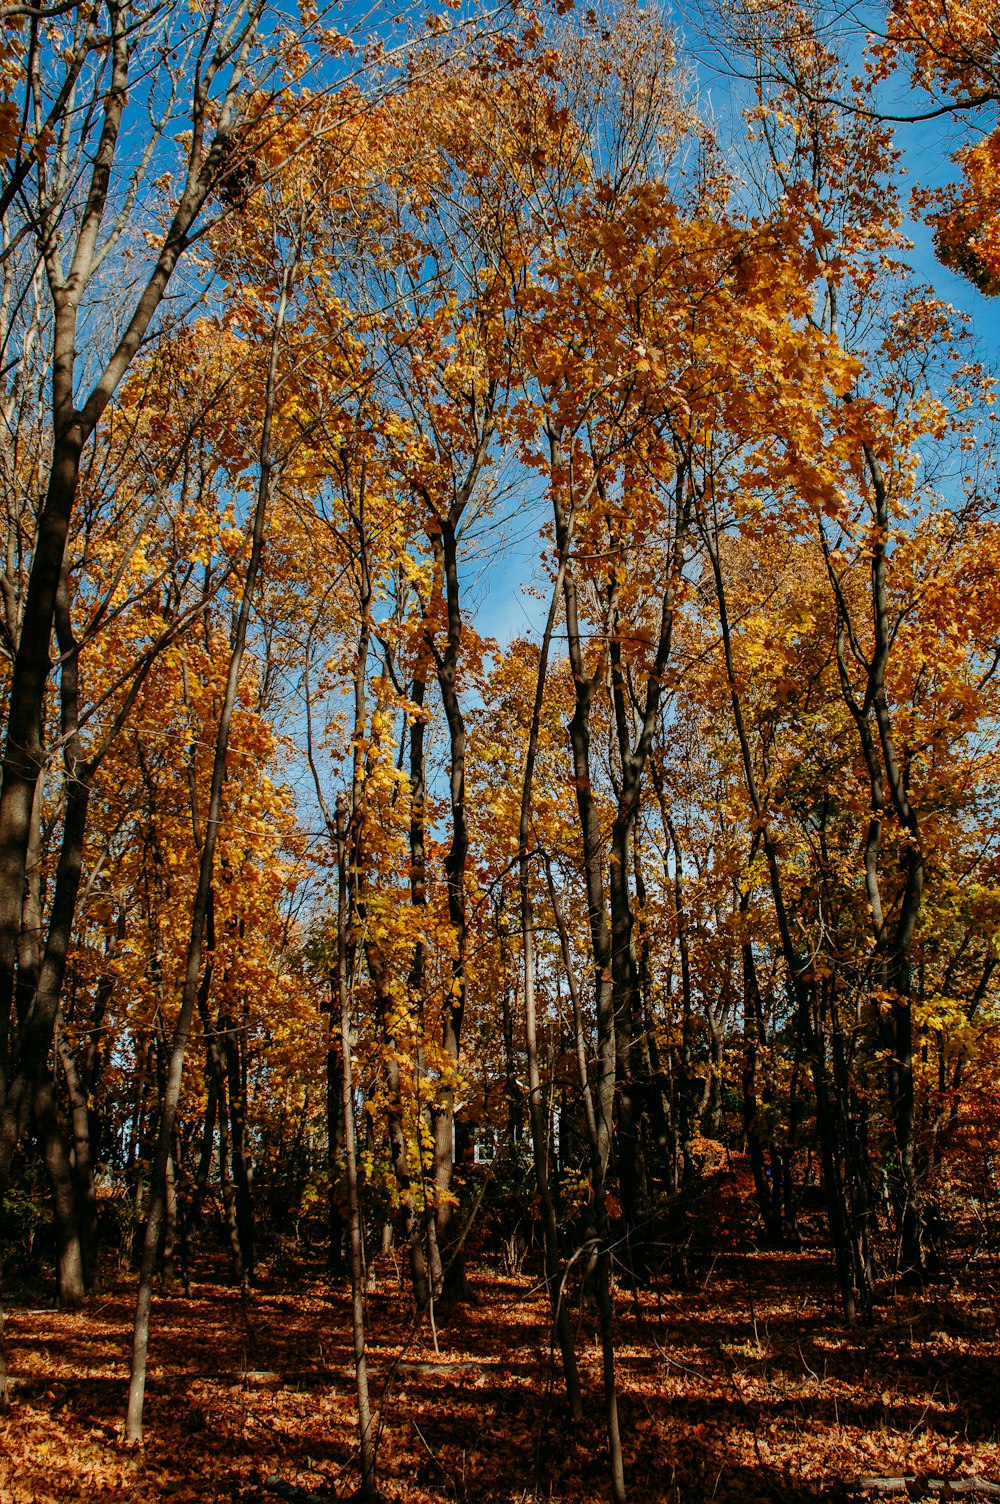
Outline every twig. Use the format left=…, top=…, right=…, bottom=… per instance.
left=796, top=1339, right=820, bottom=1383
left=908, top=1383, right=939, bottom=1438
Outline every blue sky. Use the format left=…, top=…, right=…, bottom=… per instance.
left=896, top=120, right=1000, bottom=359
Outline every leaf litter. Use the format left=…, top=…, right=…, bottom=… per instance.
left=2, top=1249, right=998, bottom=1503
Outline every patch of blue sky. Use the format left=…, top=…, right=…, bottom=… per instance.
left=662, top=0, right=999, bottom=359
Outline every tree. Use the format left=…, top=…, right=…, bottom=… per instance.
left=0, top=0, right=278, bottom=1202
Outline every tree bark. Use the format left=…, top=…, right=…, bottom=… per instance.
left=326, top=983, right=347, bottom=1276
left=221, top=1005, right=254, bottom=1281
left=55, top=1013, right=99, bottom=1291
left=427, top=517, right=469, bottom=1297
left=336, top=795, right=377, bottom=1500
left=33, top=1066, right=85, bottom=1308
left=404, top=671, right=440, bottom=1301
left=194, top=907, right=244, bottom=1281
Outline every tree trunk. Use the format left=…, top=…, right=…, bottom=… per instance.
left=326, top=988, right=347, bottom=1276
left=542, top=854, right=625, bottom=1504
left=192, top=1073, right=218, bottom=1226
left=499, top=981, right=524, bottom=1145
left=336, top=794, right=377, bottom=1500
left=55, top=1018, right=99, bottom=1291
left=741, top=936, right=779, bottom=1243
left=125, top=266, right=289, bottom=1444
left=194, top=911, right=243, bottom=1280
left=221, top=1008, right=254, bottom=1281
left=427, top=518, right=469, bottom=1298
left=557, top=538, right=625, bottom=1498
left=404, top=672, right=438, bottom=1303
left=34, top=1067, right=85, bottom=1309
left=657, top=800, right=697, bottom=1189
left=539, top=429, right=625, bottom=1498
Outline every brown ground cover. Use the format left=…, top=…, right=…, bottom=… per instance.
left=1, top=1248, right=998, bottom=1503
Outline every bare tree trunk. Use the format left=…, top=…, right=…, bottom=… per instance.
left=0, top=1288, right=7, bottom=1412
left=405, top=673, right=442, bottom=1299
left=194, top=903, right=243, bottom=1280
left=336, top=795, right=377, bottom=1500
left=542, top=855, right=625, bottom=1504
left=403, top=672, right=440, bottom=1302
left=192, top=1073, right=218, bottom=1225
left=427, top=518, right=469, bottom=1298
left=654, top=790, right=697, bottom=1189
left=162, top=1149, right=178, bottom=1286
left=221, top=1008, right=254, bottom=1281
left=740, top=914, right=781, bottom=1244
left=55, top=1013, right=99, bottom=1290
left=34, top=1066, right=85, bottom=1308
left=326, top=985, right=347, bottom=1276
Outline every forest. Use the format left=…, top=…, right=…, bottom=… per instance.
left=1, top=0, right=999, bottom=1500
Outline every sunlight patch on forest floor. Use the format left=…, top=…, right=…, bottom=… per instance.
left=2, top=1251, right=998, bottom=1503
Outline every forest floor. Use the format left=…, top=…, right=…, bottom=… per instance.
left=2, top=1240, right=999, bottom=1504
